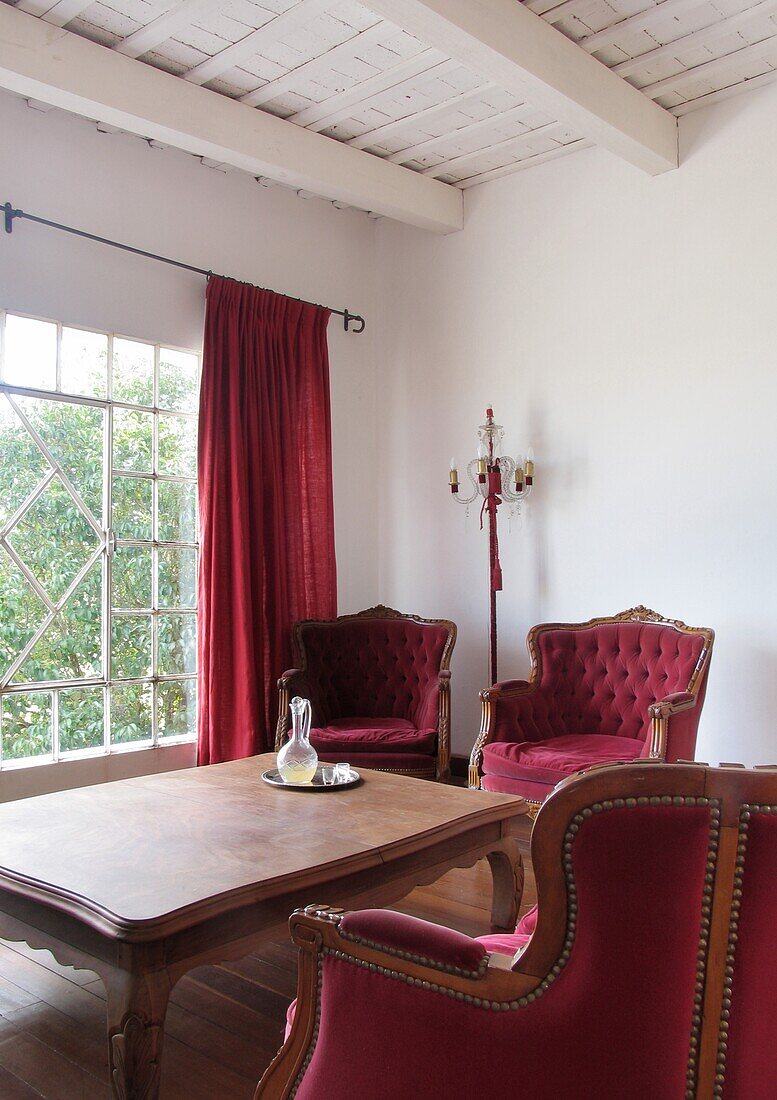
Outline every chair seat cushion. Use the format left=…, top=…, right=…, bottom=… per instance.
left=310, top=717, right=436, bottom=755
left=482, top=734, right=643, bottom=786
left=477, top=904, right=538, bottom=957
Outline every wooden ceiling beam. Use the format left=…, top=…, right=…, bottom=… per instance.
left=0, top=5, right=463, bottom=234
left=362, top=0, right=679, bottom=174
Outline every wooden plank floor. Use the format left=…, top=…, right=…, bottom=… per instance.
left=0, top=819, right=534, bottom=1098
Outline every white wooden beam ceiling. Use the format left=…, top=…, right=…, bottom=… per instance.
left=115, top=0, right=218, bottom=59
left=183, top=0, right=334, bottom=87
left=0, top=4, right=463, bottom=234
left=361, top=0, right=679, bottom=174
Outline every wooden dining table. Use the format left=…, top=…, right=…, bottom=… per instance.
left=0, top=754, right=528, bottom=1099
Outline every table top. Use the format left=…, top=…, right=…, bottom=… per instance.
left=0, top=755, right=527, bottom=937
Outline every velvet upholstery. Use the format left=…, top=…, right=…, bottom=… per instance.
left=274, top=767, right=719, bottom=1100
left=472, top=608, right=714, bottom=802
left=277, top=606, right=455, bottom=779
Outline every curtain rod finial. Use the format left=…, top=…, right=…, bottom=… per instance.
left=342, top=308, right=365, bottom=334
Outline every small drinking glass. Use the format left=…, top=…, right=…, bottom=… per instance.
left=334, top=762, right=352, bottom=784
left=321, top=766, right=336, bottom=785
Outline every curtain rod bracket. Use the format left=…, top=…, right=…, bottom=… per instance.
left=3, top=203, right=21, bottom=234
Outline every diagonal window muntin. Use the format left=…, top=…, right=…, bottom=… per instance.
left=0, top=309, right=199, bottom=768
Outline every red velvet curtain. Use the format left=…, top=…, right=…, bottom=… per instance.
left=197, top=276, right=337, bottom=765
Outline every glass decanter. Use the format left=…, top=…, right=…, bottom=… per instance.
left=277, top=696, right=318, bottom=784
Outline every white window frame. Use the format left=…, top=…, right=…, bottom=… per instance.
left=0, top=309, right=199, bottom=770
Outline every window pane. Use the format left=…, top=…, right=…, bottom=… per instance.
left=158, top=415, right=196, bottom=477
left=61, top=328, right=108, bottom=398
left=3, top=315, right=56, bottom=390
left=112, top=546, right=152, bottom=609
left=113, top=408, right=152, bottom=472
left=8, top=477, right=99, bottom=603
left=111, top=615, right=152, bottom=679
left=112, top=476, right=152, bottom=540
left=110, top=682, right=152, bottom=745
left=0, top=395, right=50, bottom=529
left=159, top=349, right=198, bottom=412
left=2, top=692, right=52, bottom=760
left=158, top=481, right=197, bottom=543
left=113, top=338, right=153, bottom=405
left=158, top=613, right=196, bottom=675
left=15, top=561, right=102, bottom=684
left=59, top=686, right=104, bottom=752
left=158, top=547, right=197, bottom=608
left=0, top=549, right=46, bottom=680
left=157, top=679, right=196, bottom=740
left=16, top=396, right=104, bottom=518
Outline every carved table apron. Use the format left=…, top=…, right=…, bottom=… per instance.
left=0, top=754, right=528, bottom=1099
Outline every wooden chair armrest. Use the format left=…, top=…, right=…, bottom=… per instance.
left=469, top=680, right=540, bottom=788
left=647, top=692, right=696, bottom=758
left=649, top=691, right=696, bottom=719
left=485, top=678, right=535, bottom=699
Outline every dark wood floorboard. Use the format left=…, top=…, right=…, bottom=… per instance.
left=0, top=818, right=534, bottom=1098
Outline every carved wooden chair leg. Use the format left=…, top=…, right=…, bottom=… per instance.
left=104, top=966, right=172, bottom=1100
left=486, top=839, right=524, bottom=933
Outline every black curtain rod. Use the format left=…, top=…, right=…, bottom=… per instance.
left=2, top=201, right=366, bottom=334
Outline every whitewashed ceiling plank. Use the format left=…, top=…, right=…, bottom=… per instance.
left=114, top=0, right=221, bottom=58
left=670, top=55, right=777, bottom=105
left=183, top=0, right=334, bottom=85
left=456, top=137, right=593, bottom=185
left=612, top=0, right=777, bottom=77
left=386, top=102, right=536, bottom=162
left=348, top=82, right=494, bottom=148
left=288, top=47, right=450, bottom=128
left=579, top=0, right=712, bottom=53
left=240, top=21, right=387, bottom=106
left=641, top=29, right=777, bottom=93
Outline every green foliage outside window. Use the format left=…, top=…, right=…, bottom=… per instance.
left=0, top=316, right=198, bottom=763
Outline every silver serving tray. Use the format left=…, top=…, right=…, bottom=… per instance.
left=261, top=766, right=361, bottom=791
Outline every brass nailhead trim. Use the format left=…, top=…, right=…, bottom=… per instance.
left=712, top=803, right=777, bottom=1098
left=337, top=929, right=489, bottom=979
left=292, top=800, right=720, bottom=1093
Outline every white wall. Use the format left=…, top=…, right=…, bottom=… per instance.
left=0, top=89, right=380, bottom=795
left=375, top=82, right=777, bottom=766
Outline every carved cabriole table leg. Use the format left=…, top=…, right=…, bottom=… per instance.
left=104, top=966, right=172, bottom=1100
left=487, top=837, right=524, bottom=933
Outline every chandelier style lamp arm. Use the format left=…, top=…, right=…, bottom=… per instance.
left=449, top=458, right=482, bottom=505
left=448, top=408, right=537, bottom=686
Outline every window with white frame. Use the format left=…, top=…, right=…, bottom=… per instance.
left=0, top=310, right=199, bottom=768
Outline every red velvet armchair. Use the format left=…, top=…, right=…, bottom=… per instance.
left=469, top=605, right=714, bottom=806
left=276, top=605, right=456, bottom=781
left=256, top=760, right=777, bottom=1099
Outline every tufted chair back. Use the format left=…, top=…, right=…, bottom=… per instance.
left=536, top=619, right=708, bottom=744
left=295, top=608, right=454, bottom=728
